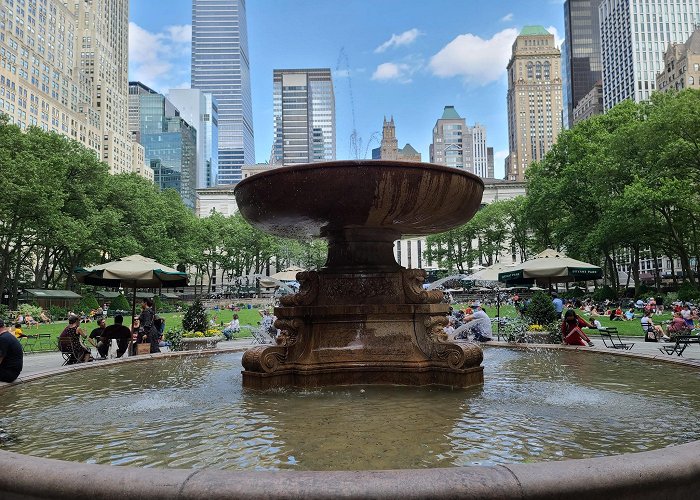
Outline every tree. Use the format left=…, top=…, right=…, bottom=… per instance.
left=182, top=298, right=208, bottom=333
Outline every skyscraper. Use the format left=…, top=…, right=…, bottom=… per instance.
left=192, top=0, right=254, bottom=184
left=272, top=68, right=335, bottom=165
left=429, top=106, right=491, bottom=178
left=505, top=26, right=563, bottom=182
left=562, top=0, right=603, bottom=128
left=0, top=0, right=148, bottom=178
left=599, top=0, right=700, bottom=109
left=168, top=89, right=219, bottom=188
left=129, top=82, right=197, bottom=208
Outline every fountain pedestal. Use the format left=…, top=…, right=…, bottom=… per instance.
left=235, top=161, right=485, bottom=389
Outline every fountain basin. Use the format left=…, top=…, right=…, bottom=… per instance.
left=1, top=347, right=700, bottom=498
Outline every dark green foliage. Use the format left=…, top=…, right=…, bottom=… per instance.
left=78, top=293, right=99, bottom=312
left=560, top=287, right=585, bottom=300
left=677, top=283, right=700, bottom=302
left=525, top=292, right=557, bottom=326
left=182, top=299, right=208, bottom=333
left=592, top=286, right=617, bottom=302
left=48, top=305, right=67, bottom=320
left=109, top=294, right=131, bottom=312
left=164, top=328, right=183, bottom=351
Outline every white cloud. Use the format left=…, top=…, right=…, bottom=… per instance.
left=371, top=62, right=413, bottom=83
left=546, top=25, right=565, bottom=48
left=374, top=28, right=422, bottom=53
left=501, top=13, right=514, bottom=22
left=129, top=22, right=191, bottom=93
left=428, top=28, right=518, bottom=86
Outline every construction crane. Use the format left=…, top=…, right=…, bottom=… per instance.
left=335, top=48, right=379, bottom=159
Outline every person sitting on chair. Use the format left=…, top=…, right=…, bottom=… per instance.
left=58, top=315, right=94, bottom=363
left=666, top=311, right=689, bottom=339
left=561, top=309, right=595, bottom=346
left=641, top=311, right=668, bottom=342
left=102, top=315, right=131, bottom=358
left=89, top=318, right=109, bottom=358
left=39, top=311, right=52, bottom=324
left=223, top=314, right=240, bottom=341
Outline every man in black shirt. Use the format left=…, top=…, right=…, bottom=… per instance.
left=89, top=318, right=109, bottom=358
left=0, top=319, right=23, bottom=382
left=102, top=315, right=132, bottom=358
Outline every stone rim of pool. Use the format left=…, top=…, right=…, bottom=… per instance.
left=1, top=345, right=699, bottom=499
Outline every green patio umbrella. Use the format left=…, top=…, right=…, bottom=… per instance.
left=75, top=254, right=188, bottom=320
left=498, top=249, right=602, bottom=287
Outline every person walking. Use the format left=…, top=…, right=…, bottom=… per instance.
left=552, top=293, right=564, bottom=319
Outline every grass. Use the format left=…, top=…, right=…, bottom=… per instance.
left=17, top=305, right=272, bottom=352
left=455, top=303, right=672, bottom=337
left=19, top=302, right=672, bottom=352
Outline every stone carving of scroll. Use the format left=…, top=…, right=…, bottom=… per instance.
left=275, top=318, right=303, bottom=347
left=402, top=269, right=443, bottom=304
left=280, top=271, right=319, bottom=307
left=420, top=316, right=483, bottom=369
left=242, top=345, right=287, bottom=374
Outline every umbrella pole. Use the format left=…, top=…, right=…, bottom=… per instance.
left=497, top=290, right=501, bottom=341
left=130, top=284, right=137, bottom=356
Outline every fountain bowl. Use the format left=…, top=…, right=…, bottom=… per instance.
left=233, top=160, right=485, bottom=240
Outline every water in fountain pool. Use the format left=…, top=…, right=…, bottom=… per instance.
left=1, top=348, right=699, bottom=471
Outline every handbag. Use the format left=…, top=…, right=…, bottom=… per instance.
left=135, top=341, right=151, bottom=355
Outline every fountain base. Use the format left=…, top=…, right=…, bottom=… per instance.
left=241, top=270, right=484, bottom=390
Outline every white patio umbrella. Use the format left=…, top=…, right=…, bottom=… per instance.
left=498, top=249, right=602, bottom=286
left=269, top=266, right=305, bottom=282
left=75, top=254, right=188, bottom=320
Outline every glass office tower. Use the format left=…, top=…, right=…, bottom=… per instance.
left=192, top=0, right=254, bottom=184
left=272, top=68, right=336, bottom=165
left=562, top=0, right=603, bottom=128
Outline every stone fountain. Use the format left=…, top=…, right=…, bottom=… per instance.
left=234, top=160, right=485, bottom=389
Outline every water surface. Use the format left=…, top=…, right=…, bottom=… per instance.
left=1, top=348, right=699, bottom=471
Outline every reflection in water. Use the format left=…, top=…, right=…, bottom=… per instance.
left=1, top=349, right=699, bottom=471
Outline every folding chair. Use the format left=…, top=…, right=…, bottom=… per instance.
left=251, top=327, right=273, bottom=345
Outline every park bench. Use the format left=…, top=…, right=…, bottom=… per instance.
left=659, top=335, right=699, bottom=357
left=598, top=327, right=634, bottom=350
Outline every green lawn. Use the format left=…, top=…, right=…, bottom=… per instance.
left=456, top=303, right=671, bottom=337
left=20, top=302, right=668, bottom=352
left=18, top=306, right=271, bottom=352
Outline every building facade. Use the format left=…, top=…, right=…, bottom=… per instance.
left=599, top=0, right=700, bottom=109
left=395, top=179, right=527, bottom=269
left=192, top=0, right=254, bottom=184
left=506, top=26, right=563, bottom=181
left=272, top=68, right=335, bottom=165
left=429, top=106, right=492, bottom=178
left=371, top=116, right=421, bottom=162
left=562, top=0, right=603, bottom=128
left=129, top=82, right=197, bottom=209
left=168, top=88, right=219, bottom=188
left=0, top=0, right=147, bottom=177
left=656, top=28, right=700, bottom=92
left=573, top=80, right=604, bottom=123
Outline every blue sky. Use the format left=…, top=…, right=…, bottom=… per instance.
left=129, top=1, right=566, bottom=178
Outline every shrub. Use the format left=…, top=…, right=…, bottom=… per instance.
left=677, top=283, right=700, bottom=303
left=18, top=303, right=42, bottom=318
left=525, top=291, right=557, bottom=326
left=592, top=285, right=617, bottom=302
left=182, top=298, right=208, bottom=334
left=109, top=294, right=131, bottom=313
left=48, top=305, right=67, bottom=320
left=164, top=328, right=183, bottom=351
left=78, top=293, right=99, bottom=312
left=0, top=304, right=9, bottom=320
